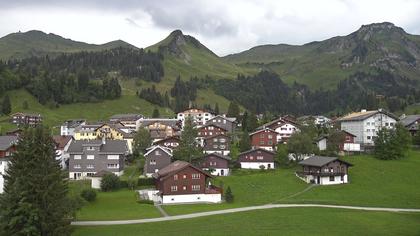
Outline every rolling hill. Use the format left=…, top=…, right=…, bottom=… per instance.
left=225, top=22, right=420, bottom=89
left=0, top=30, right=136, bottom=60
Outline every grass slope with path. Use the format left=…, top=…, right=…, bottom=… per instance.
left=72, top=207, right=420, bottom=236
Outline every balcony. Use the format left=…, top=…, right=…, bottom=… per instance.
left=296, top=171, right=345, bottom=177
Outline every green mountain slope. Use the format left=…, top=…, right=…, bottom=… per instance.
left=147, top=30, right=255, bottom=81
left=224, top=22, right=420, bottom=89
left=0, top=30, right=136, bottom=60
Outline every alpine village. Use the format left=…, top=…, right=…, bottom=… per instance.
left=0, top=12, right=420, bottom=236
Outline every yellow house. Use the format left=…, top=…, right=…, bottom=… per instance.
left=74, top=123, right=134, bottom=153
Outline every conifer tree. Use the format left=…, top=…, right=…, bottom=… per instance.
left=1, top=94, right=11, bottom=115
left=239, top=131, right=251, bottom=152
left=0, top=127, right=73, bottom=235
left=173, top=117, right=203, bottom=162
left=152, top=108, right=160, bottom=118
left=214, top=103, right=220, bottom=115
left=227, top=101, right=240, bottom=120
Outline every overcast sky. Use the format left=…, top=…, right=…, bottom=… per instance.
left=1, top=0, right=420, bottom=56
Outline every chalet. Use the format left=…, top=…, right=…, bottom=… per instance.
left=67, top=139, right=128, bottom=180
left=238, top=148, right=275, bottom=169
left=144, top=145, right=172, bottom=177
left=197, top=124, right=227, bottom=138
left=152, top=161, right=222, bottom=204
left=109, top=114, right=143, bottom=131
left=207, top=115, right=237, bottom=133
left=0, top=135, right=18, bottom=158
left=200, top=153, right=231, bottom=176
left=177, top=108, right=214, bottom=128
left=10, top=112, right=42, bottom=126
left=316, top=130, right=360, bottom=153
left=153, top=136, right=181, bottom=149
left=257, top=117, right=299, bottom=143
left=203, top=134, right=230, bottom=156
left=400, top=115, right=420, bottom=136
left=249, top=128, right=279, bottom=151
left=297, top=156, right=353, bottom=185
left=52, top=135, right=74, bottom=169
left=60, top=119, right=86, bottom=136
left=136, top=119, right=181, bottom=142
left=338, top=109, right=398, bottom=146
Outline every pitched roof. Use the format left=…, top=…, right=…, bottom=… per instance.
left=249, top=127, right=279, bottom=136
left=0, top=136, right=19, bottom=151
left=139, top=119, right=181, bottom=129
left=238, top=148, right=276, bottom=156
left=338, top=109, right=398, bottom=122
left=152, top=160, right=212, bottom=179
left=61, top=119, right=85, bottom=128
left=257, top=117, right=299, bottom=130
left=204, top=153, right=231, bottom=161
left=299, top=156, right=353, bottom=167
left=198, top=123, right=228, bottom=131
left=67, top=140, right=128, bottom=154
left=400, top=115, right=420, bottom=127
left=153, top=136, right=180, bottom=145
left=144, top=145, right=173, bottom=157
left=52, top=135, right=73, bottom=149
left=209, top=115, right=237, bottom=123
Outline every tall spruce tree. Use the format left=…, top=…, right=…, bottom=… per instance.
left=0, top=127, right=72, bottom=235
left=173, top=117, right=203, bottom=162
left=2, top=94, right=11, bottom=115
left=226, top=101, right=240, bottom=120
left=239, top=131, right=251, bottom=152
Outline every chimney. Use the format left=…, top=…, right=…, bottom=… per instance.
left=361, top=109, right=367, bottom=113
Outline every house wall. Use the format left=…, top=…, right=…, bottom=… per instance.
left=0, top=146, right=16, bottom=158
left=159, top=166, right=207, bottom=195
left=250, top=130, right=278, bottom=150
left=144, top=148, right=172, bottom=175
left=317, top=138, right=327, bottom=151
left=203, top=135, right=230, bottom=156
left=0, top=160, right=9, bottom=193
left=203, top=168, right=230, bottom=176
left=238, top=149, right=275, bottom=166
left=177, top=109, right=214, bottom=127
left=208, top=116, right=236, bottom=133
left=91, top=177, right=102, bottom=189
left=273, top=123, right=299, bottom=141
left=198, top=125, right=226, bottom=138
left=302, top=174, right=348, bottom=185
left=161, top=193, right=221, bottom=204
left=240, top=162, right=274, bottom=169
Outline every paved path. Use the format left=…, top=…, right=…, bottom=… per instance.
left=72, top=204, right=420, bottom=226
left=155, top=204, right=169, bottom=217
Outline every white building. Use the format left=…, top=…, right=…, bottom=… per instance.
left=258, top=117, right=300, bottom=143
left=60, top=119, right=86, bottom=136
left=0, top=158, right=10, bottom=194
left=338, top=109, right=398, bottom=146
left=177, top=108, right=214, bottom=128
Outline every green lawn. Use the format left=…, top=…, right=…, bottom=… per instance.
left=76, top=189, right=161, bottom=221
left=120, top=164, right=141, bottom=181
left=72, top=207, right=420, bottom=236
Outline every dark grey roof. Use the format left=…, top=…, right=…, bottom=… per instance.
left=238, top=148, right=276, bottom=156
left=400, top=115, right=420, bottom=127
left=204, top=153, right=231, bottom=161
left=67, top=140, right=128, bottom=154
left=209, top=115, right=237, bottom=123
left=0, top=136, right=19, bottom=150
left=61, top=119, right=85, bottom=128
left=299, top=156, right=353, bottom=167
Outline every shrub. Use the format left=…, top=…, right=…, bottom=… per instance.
left=80, top=189, right=97, bottom=202
left=127, top=177, right=138, bottom=190
left=259, top=165, right=266, bottom=171
left=225, top=186, right=234, bottom=203
left=138, top=178, right=154, bottom=186
left=100, top=173, right=120, bottom=192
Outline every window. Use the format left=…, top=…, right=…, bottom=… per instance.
left=219, top=138, right=226, bottom=143
left=155, top=150, right=161, bottom=155
left=385, top=122, right=389, bottom=126
left=329, top=167, right=333, bottom=173
left=174, top=174, right=178, bottom=180
left=192, top=185, right=201, bottom=191
left=260, top=134, right=264, bottom=138
left=171, top=186, right=177, bottom=192
left=329, top=176, right=335, bottom=181
left=192, top=173, right=200, bottom=179
left=150, top=160, right=156, bottom=165
left=183, top=186, right=187, bottom=190
left=74, top=164, right=81, bottom=169
left=268, top=140, right=273, bottom=145
left=390, top=123, right=394, bottom=127
left=183, top=174, right=187, bottom=179
left=87, top=164, right=94, bottom=169
left=367, top=136, right=371, bottom=140
left=213, top=145, right=218, bottom=149
left=87, top=155, right=94, bottom=160
left=260, top=140, right=265, bottom=145
left=257, top=156, right=264, bottom=160
left=107, top=163, right=119, bottom=169
left=268, top=135, right=273, bottom=139
left=74, top=155, right=82, bottom=160
left=213, top=138, right=218, bottom=142
left=108, top=155, right=119, bottom=160
left=220, top=145, right=226, bottom=149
